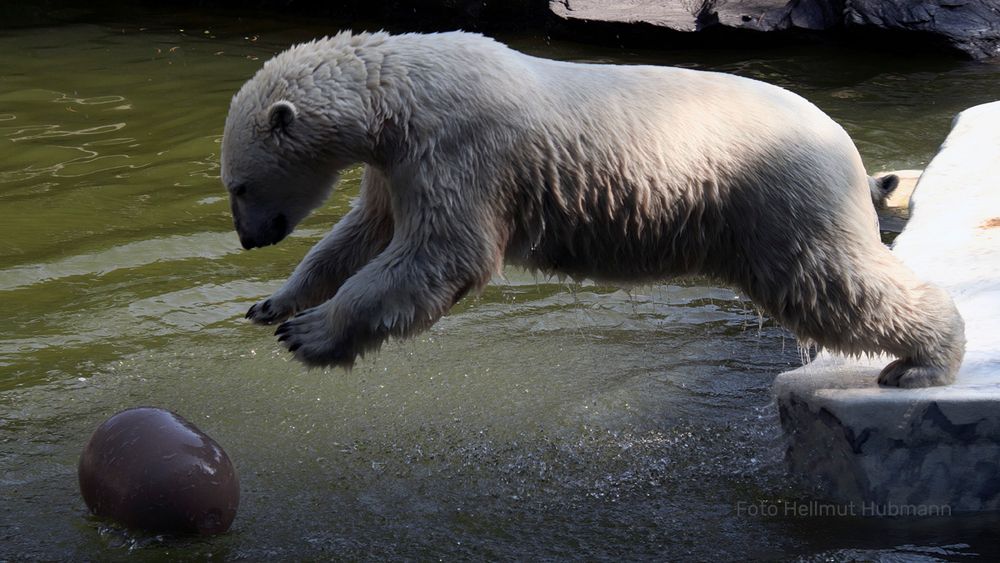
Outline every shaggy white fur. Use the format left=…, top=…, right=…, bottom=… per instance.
left=221, top=31, right=964, bottom=387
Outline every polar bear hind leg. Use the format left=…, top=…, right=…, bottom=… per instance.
left=746, top=225, right=965, bottom=388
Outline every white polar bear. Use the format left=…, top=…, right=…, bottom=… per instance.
left=220, top=31, right=964, bottom=388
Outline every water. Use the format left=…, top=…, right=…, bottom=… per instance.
left=2, top=7, right=1000, bottom=561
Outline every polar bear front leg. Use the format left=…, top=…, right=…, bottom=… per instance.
left=246, top=169, right=393, bottom=325
left=273, top=221, right=496, bottom=368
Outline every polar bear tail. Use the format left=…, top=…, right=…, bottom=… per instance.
left=868, top=174, right=899, bottom=208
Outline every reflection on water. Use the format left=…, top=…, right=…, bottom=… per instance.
left=2, top=9, right=1000, bottom=561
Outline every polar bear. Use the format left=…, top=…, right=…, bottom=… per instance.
left=220, top=31, right=964, bottom=388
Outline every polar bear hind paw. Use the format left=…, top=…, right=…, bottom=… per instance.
left=878, top=359, right=955, bottom=388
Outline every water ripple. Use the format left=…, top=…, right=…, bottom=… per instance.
left=0, top=280, right=273, bottom=358
left=0, top=231, right=239, bottom=291
left=0, top=148, right=147, bottom=184
left=51, top=93, right=127, bottom=106
left=0, top=227, right=324, bottom=291
left=8, top=122, right=126, bottom=142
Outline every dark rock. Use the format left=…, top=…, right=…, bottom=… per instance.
left=846, top=0, right=1000, bottom=60
left=788, top=0, right=846, bottom=31
left=716, top=0, right=844, bottom=31
left=78, top=407, right=240, bottom=535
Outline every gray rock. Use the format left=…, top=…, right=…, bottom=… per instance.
left=549, top=0, right=706, bottom=32
left=549, top=0, right=842, bottom=32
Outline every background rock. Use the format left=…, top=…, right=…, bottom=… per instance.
left=549, top=0, right=1000, bottom=60
left=19, top=1, right=998, bottom=59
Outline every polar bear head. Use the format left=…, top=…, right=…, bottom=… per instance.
left=221, top=36, right=375, bottom=249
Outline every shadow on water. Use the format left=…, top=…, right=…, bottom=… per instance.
left=2, top=6, right=1000, bottom=561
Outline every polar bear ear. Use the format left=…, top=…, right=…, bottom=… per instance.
left=267, top=100, right=297, bottom=134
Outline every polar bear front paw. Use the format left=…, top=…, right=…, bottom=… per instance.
left=878, top=359, right=955, bottom=388
left=274, top=306, right=361, bottom=368
left=246, top=297, right=296, bottom=325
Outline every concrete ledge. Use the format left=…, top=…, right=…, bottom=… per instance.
left=775, top=101, right=1000, bottom=511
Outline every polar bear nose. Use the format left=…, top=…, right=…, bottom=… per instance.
left=238, top=232, right=258, bottom=250
left=237, top=213, right=290, bottom=250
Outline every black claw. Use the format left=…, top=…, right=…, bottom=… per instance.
left=288, top=343, right=302, bottom=352
left=245, top=306, right=254, bottom=319
left=275, top=324, right=289, bottom=336
left=277, top=334, right=289, bottom=343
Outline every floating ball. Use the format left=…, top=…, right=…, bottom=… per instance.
left=78, top=407, right=239, bottom=535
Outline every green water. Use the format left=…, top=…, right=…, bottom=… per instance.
left=2, top=8, right=1000, bottom=561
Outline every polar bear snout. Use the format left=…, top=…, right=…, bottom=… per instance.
left=241, top=214, right=289, bottom=249
left=232, top=202, right=290, bottom=249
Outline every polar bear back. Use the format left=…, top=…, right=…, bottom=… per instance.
left=385, top=32, right=863, bottom=192
left=368, top=33, right=876, bottom=283
left=382, top=36, right=876, bottom=282
left=523, top=57, right=867, bottom=201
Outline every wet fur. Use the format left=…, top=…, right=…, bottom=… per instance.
left=222, top=31, right=965, bottom=387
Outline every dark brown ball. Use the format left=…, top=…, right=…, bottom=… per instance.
left=78, top=407, right=239, bottom=535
